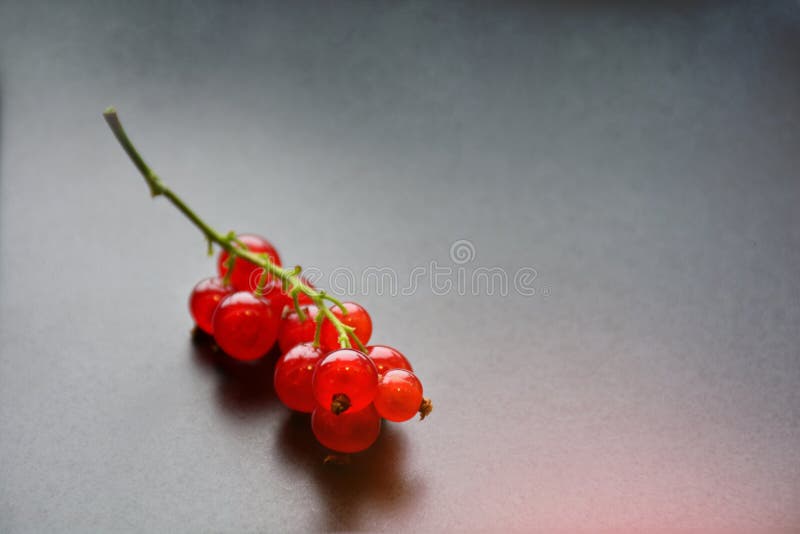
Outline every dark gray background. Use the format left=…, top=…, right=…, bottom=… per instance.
left=1, top=1, right=799, bottom=531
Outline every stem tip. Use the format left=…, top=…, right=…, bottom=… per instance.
left=419, top=398, right=433, bottom=420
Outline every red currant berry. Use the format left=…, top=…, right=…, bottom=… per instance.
left=277, top=305, right=319, bottom=354
left=273, top=343, right=325, bottom=413
left=254, top=278, right=292, bottom=316
left=296, top=293, right=314, bottom=305
left=188, top=277, right=234, bottom=334
left=212, top=291, right=280, bottom=361
left=311, top=404, right=381, bottom=453
left=373, top=369, right=423, bottom=422
left=312, top=349, right=378, bottom=414
left=319, top=301, right=373, bottom=350
left=366, top=345, right=413, bottom=376
left=217, top=234, right=281, bottom=291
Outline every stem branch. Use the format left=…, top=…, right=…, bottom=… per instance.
left=103, top=107, right=358, bottom=348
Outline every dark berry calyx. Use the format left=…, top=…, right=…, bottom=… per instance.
left=331, top=393, right=351, bottom=415
left=419, top=398, right=433, bottom=420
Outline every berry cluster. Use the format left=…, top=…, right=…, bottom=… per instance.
left=188, top=234, right=431, bottom=452
left=104, top=108, right=432, bottom=457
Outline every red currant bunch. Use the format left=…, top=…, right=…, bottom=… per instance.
left=188, top=237, right=433, bottom=454
left=105, top=107, right=432, bottom=459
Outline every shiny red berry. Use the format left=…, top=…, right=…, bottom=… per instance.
left=188, top=277, right=234, bottom=334
left=250, top=275, right=317, bottom=315
left=255, top=278, right=292, bottom=316
left=366, top=345, right=413, bottom=376
left=312, top=349, right=378, bottom=414
left=295, top=293, right=314, bottom=305
left=374, top=369, right=423, bottom=422
left=217, top=234, right=281, bottom=292
left=319, top=302, right=373, bottom=350
left=273, top=343, right=325, bottom=413
left=277, top=305, right=318, bottom=354
left=311, top=404, right=381, bottom=453
left=212, top=291, right=280, bottom=361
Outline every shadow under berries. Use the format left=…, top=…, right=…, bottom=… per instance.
left=190, top=329, right=281, bottom=416
left=192, top=332, right=426, bottom=529
left=276, top=412, right=425, bottom=531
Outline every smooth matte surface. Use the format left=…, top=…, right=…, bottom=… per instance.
left=1, top=1, right=799, bottom=531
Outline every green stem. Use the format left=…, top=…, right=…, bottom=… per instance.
left=221, top=253, right=236, bottom=286
left=317, top=305, right=351, bottom=349
left=312, top=312, right=325, bottom=348
left=253, top=261, right=271, bottom=298
left=103, top=107, right=358, bottom=349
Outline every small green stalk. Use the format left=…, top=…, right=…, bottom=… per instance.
left=221, top=253, right=236, bottom=286
left=252, top=257, right=272, bottom=298
left=103, top=107, right=359, bottom=349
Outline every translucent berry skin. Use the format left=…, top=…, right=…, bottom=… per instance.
left=312, top=349, right=379, bottom=414
left=247, top=274, right=315, bottom=312
left=295, top=293, right=314, bottom=305
left=274, top=343, right=325, bottom=413
left=189, top=277, right=234, bottom=334
left=255, top=279, right=292, bottom=316
left=319, top=302, right=373, bottom=350
left=366, top=345, right=413, bottom=376
left=217, top=234, right=282, bottom=292
left=374, top=369, right=423, bottom=422
left=311, top=404, right=381, bottom=453
left=212, top=291, right=280, bottom=361
left=278, top=305, right=319, bottom=354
